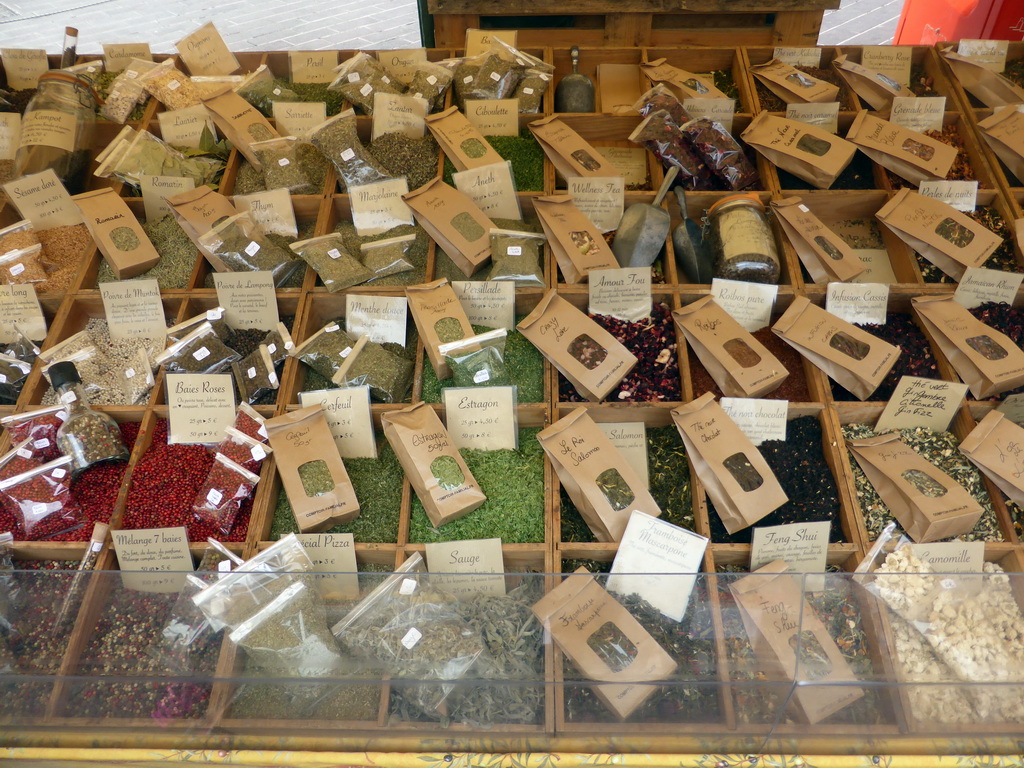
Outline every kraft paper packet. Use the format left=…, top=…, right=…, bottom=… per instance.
left=72, top=188, right=160, bottom=279
left=533, top=195, right=618, bottom=284
left=911, top=294, right=1024, bottom=399
left=265, top=405, right=361, bottom=532
left=729, top=560, right=865, bottom=724
left=537, top=407, right=662, bottom=542
left=528, top=116, right=616, bottom=179
left=638, top=58, right=727, bottom=101
left=382, top=401, right=486, bottom=527
left=406, top=278, right=474, bottom=380
left=202, top=86, right=280, bottom=168
left=960, top=410, right=1024, bottom=507
left=749, top=58, right=840, bottom=104
left=741, top=112, right=857, bottom=189
left=773, top=296, right=899, bottom=400
left=848, top=432, right=983, bottom=542
left=832, top=54, right=908, bottom=110
left=939, top=47, right=1024, bottom=108
left=402, top=177, right=492, bottom=277
left=671, top=393, right=787, bottom=534
left=532, top=567, right=677, bottom=720
left=425, top=106, right=503, bottom=172
left=518, top=290, right=637, bottom=402
left=876, top=188, right=1001, bottom=281
left=771, top=197, right=866, bottom=283
left=167, top=185, right=238, bottom=265
left=673, top=297, right=789, bottom=398
left=846, top=110, right=956, bottom=186
left=977, top=106, right=1024, bottom=185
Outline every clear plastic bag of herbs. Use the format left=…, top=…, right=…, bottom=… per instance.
left=167, top=307, right=232, bottom=344
left=236, top=65, right=301, bottom=117
left=440, top=328, right=512, bottom=388
left=138, top=58, right=203, bottom=111
left=290, top=322, right=360, bottom=381
left=153, top=321, right=241, bottom=375
left=465, top=52, right=522, bottom=102
left=331, top=335, right=414, bottom=404
left=359, top=233, right=416, bottom=282
left=250, top=136, right=318, bottom=194
left=406, top=61, right=454, bottom=112
left=260, top=322, right=294, bottom=366
left=290, top=233, right=374, bottom=292
left=327, top=52, right=403, bottom=115
left=0, top=455, right=82, bottom=539
left=513, top=68, right=551, bottom=113
left=310, top=109, right=391, bottom=189
left=99, top=59, right=154, bottom=124
left=231, top=344, right=279, bottom=405
left=488, top=228, right=546, bottom=287
left=119, top=347, right=156, bottom=406
left=94, top=126, right=224, bottom=190
left=197, top=212, right=303, bottom=287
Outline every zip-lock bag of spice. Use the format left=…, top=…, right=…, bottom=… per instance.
left=848, top=432, right=984, bottom=542
left=530, top=115, right=616, bottom=179
left=0, top=220, right=41, bottom=258
left=425, top=106, right=504, bottom=172
left=236, top=65, right=301, bottom=117
left=532, top=567, right=677, bottom=720
left=216, top=425, right=272, bottom=471
left=0, top=354, right=30, bottom=405
left=72, top=187, right=162, bottom=279
left=977, top=106, right=1024, bottom=185
left=310, top=109, right=391, bottom=189
left=154, top=321, right=241, bottom=375
left=539, top=407, right=662, bottom=542
left=729, top=559, right=866, bottom=724
left=331, top=335, right=414, bottom=403
left=939, top=46, right=1024, bottom=108
left=518, top=290, right=637, bottom=402
left=359, top=234, right=417, bottom=281
left=203, top=86, right=281, bottom=168
left=4, top=324, right=41, bottom=364
left=99, top=58, right=156, bottom=123
left=514, top=68, right=551, bottom=113
left=233, top=401, right=269, bottom=443
left=290, top=233, right=374, bottom=293
left=0, top=454, right=82, bottom=539
left=260, top=322, right=295, bottom=366
left=250, top=136, right=318, bottom=195
left=488, top=228, right=546, bottom=287
left=634, top=84, right=691, bottom=125
left=911, top=294, right=1024, bottom=399
left=742, top=112, right=858, bottom=189
left=407, top=61, right=455, bottom=112
left=629, top=111, right=712, bottom=189
left=383, top=401, right=486, bottom=526
left=749, top=59, right=840, bottom=105
left=94, top=126, right=224, bottom=190
left=167, top=307, right=231, bottom=343
left=192, top=452, right=262, bottom=535
left=533, top=196, right=618, bottom=284
left=672, top=393, right=787, bottom=533
left=197, top=211, right=303, bottom=287
left=447, top=55, right=482, bottom=110
left=266, top=405, right=361, bottom=532
left=139, top=58, right=203, bottom=110
left=231, top=344, right=278, bottom=404
left=404, top=178, right=493, bottom=277
left=770, top=198, right=866, bottom=283
left=960, top=410, right=1024, bottom=508
left=876, top=188, right=1001, bottom=280
left=673, top=297, right=789, bottom=398
left=328, top=51, right=403, bottom=115
left=0, top=439, right=37, bottom=484
left=679, top=118, right=759, bottom=191
left=464, top=53, right=521, bottom=102
left=0, top=406, right=66, bottom=462
left=639, top=58, right=727, bottom=101
left=847, top=110, right=956, bottom=186
left=120, top=347, right=156, bottom=405
left=407, top=278, right=475, bottom=380
left=440, top=328, right=512, bottom=388
left=0, top=244, right=46, bottom=284
left=831, top=54, right=908, bottom=111
left=290, top=321, right=359, bottom=381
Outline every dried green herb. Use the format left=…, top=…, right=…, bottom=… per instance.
left=239, top=78, right=301, bottom=117
left=369, top=132, right=440, bottom=192
left=434, top=217, right=544, bottom=283
left=443, top=130, right=545, bottom=192
left=298, top=460, right=334, bottom=496
left=340, top=340, right=414, bottom=403
left=287, top=81, right=346, bottom=116
left=446, top=344, right=511, bottom=388
left=333, top=224, right=428, bottom=286
left=433, top=317, right=465, bottom=344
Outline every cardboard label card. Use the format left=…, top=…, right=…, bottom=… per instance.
left=786, top=102, right=840, bottom=134
left=452, top=161, right=521, bottom=221
left=175, top=22, right=239, bottom=76
left=452, top=280, right=515, bottom=330
left=711, top=278, right=777, bottom=332
left=958, top=39, right=1009, bottom=72
left=233, top=188, right=298, bottom=238
left=346, top=294, right=407, bottom=346
left=826, top=282, right=889, bottom=326
left=102, top=43, right=153, bottom=73
left=167, top=373, right=236, bottom=444
left=372, top=93, right=428, bottom=140
left=608, top=511, right=708, bottom=622
left=954, top=267, right=1024, bottom=309
left=157, top=105, right=217, bottom=149
left=1, top=49, right=49, bottom=90
left=273, top=101, right=327, bottom=139
left=889, top=96, right=946, bottom=133
left=909, top=540, right=985, bottom=573
left=289, top=51, right=338, bottom=83
left=19, top=110, right=75, bottom=154
left=751, top=520, right=830, bottom=577
left=113, top=527, right=193, bottom=593
left=465, top=99, right=519, bottom=137
left=720, top=398, right=788, bottom=445
left=588, top=267, right=651, bottom=322
left=100, top=279, right=166, bottom=342
left=299, top=386, right=377, bottom=459
left=295, top=533, right=359, bottom=600
left=425, top=538, right=506, bottom=598
left=918, top=179, right=978, bottom=212
left=851, top=249, right=897, bottom=284
left=0, top=284, right=46, bottom=342
left=140, top=175, right=195, bottom=222
left=597, top=147, right=648, bottom=188
left=772, top=48, right=821, bottom=67
left=568, top=176, right=624, bottom=233
left=465, top=29, right=517, bottom=57
left=861, top=46, right=913, bottom=86
left=597, top=422, right=649, bottom=488
left=683, top=98, right=736, bottom=132
left=876, top=376, right=969, bottom=433
left=3, top=169, right=83, bottom=229
left=213, top=271, right=279, bottom=330
left=349, top=178, right=413, bottom=236
left=378, top=48, right=427, bottom=82
left=0, top=113, right=21, bottom=160
left=443, top=386, right=518, bottom=451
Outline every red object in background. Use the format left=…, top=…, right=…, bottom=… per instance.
left=895, top=0, right=1024, bottom=44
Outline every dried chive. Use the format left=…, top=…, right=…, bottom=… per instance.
left=443, top=130, right=545, bottom=192
left=286, top=81, right=346, bottom=115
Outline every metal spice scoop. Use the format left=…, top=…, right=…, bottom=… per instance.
left=612, top=165, right=679, bottom=269
left=672, top=187, right=713, bottom=283
left=554, top=46, right=595, bottom=113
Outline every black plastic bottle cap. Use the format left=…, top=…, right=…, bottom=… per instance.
left=47, top=360, right=81, bottom=391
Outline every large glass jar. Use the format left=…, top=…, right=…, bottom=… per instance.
left=707, top=193, right=780, bottom=285
left=13, top=71, right=97, bottom=194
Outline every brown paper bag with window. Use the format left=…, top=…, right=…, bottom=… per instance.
left=403, top=177, right=492, bottom=276
left=729, top=560, right=865, bottom=724
left=532, top=568, right=677, bottom=720
left=939, top=47, right=1024, bottom=107
left=73, top=188, right=160, bottom=279
left=749, top=59, right=840, bottom=104
left=528, top=115, right=616, bottom=179
left=773, top=296, right=899, bottom=400
left=534, top=195, right=618, bottom=284
left=912, top=294, right=1024, bottom=399
left=847, top=110, right=955, bottom=186
left=832, top=54, right=908, bottom=110
left=425, top=106, right=504, bottom=172
left=265, top=405, right=360, bottom=532
left=538, top=407, right=661, bottom=542
left=382, top=401, right=486, bottom=527
left=406, top=279, right=474, bottom=380
left=518, top=290, right=636, bottom=402
left=166, top=185, right=238, bottom=269
left=977, top=106, right=1024, bottom=185
left=742, top=113, right=857, bottom=189
left=960, top=410, right=1024, bottom=507
left=202, top=86, right=280, bottom=168
left=639, top=58, right=727, bottom=101
left=671, top=393, right=787, bottom=533
left=771, top=197, right=865, bottom=283
left=673, top=297, right=789, bottom=398
left=848, top=432, right=983, bottom=542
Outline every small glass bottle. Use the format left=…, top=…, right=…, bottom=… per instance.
left=706, top=193, right=781, bottom=285
left=48, top=361, right=129, bottom=477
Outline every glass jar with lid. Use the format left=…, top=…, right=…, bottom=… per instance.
left=48, top=360, right=129, bottom=477
left=706, top=193, right=780, bottom=285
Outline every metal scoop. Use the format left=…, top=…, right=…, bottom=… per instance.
left=554, top=46, right=595, bottom=113
left=612, top=166, right=679, bottom=269
left=672, top=187, right=714, bottom=283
